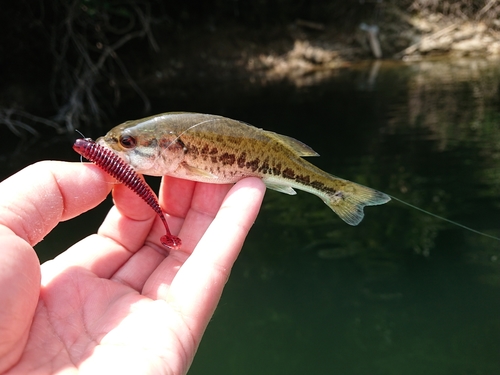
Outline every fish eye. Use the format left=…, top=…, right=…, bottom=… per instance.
left=119, top=135, right=136, bottom=148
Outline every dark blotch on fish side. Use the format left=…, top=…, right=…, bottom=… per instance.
left=272, top=163, right=282, bottom=176
left=219, top=152, right=236, bottom=166
left=201, top=144, right=220, bottom=162
left=187, top=143, right=199, bottom=158
left=282, top=168, right=295, bottom=179
left=246, top=159, right=260, bottom=172
left=295, top=174, right=310, bottom=184
left=237, top=152, right=247, bottom=168
left=258, top=160, right=270, bottom=174
left=310, top=180, right=325, bottom=190
left=310, top=180, right=337, bottom=195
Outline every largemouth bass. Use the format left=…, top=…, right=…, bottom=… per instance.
left=97, top=112, right=390, bottom=225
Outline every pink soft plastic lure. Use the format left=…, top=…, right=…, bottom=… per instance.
left=73, top=137, right=181, bottom=250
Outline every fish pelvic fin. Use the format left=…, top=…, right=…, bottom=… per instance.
left=325, top=181, right=390, bottom=226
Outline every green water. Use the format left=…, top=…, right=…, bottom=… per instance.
left=186, top=60, right=500, bottom=375
left=3, top=58, right=500, bottom=374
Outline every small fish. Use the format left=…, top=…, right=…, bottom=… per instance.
left=96, top=112, right=390, bottom=225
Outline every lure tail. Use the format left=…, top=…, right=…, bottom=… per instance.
left=324, top=180, right=391, bottom=226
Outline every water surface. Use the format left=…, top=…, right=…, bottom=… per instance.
left=3, top=58, right=500, bottom=375
left=187, top=59, right=500, bottom=375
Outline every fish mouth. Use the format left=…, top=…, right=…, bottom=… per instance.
left=96, top=136, right=132, bottom=163
left=96, top=135, right=124, bottom=153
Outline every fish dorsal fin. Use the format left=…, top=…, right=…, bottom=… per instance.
left=265, top=131, right=320, bottom=157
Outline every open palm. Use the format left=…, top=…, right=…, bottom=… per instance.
left=0, top=161, right=265, bottom=375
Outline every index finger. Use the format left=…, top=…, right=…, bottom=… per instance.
left=149, top=177, right=266, bottom=335
left=0, top=161, right=113, bottom=246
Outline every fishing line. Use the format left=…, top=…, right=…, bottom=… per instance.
left=167, top=118, right=219, bottom=149
left=75, top=129, right=86, bottom=163
left=91, top=115, right=499, bottom=242
left=74, top=129, right=116, bottom=186
left=167, top=118, right=500, bottom=241
left=387, top=193, right=500, bottom=241
left=166, top=116, right=256, bottom=151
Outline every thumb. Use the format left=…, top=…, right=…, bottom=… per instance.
left=0, top=161, right=113, bottom=372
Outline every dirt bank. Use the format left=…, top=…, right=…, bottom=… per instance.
left=138, top=5, right=500, bottom=91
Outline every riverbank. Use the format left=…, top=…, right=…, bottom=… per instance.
left=137, top=5, right=500, bottom=90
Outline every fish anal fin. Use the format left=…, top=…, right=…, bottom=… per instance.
left=264, top=179, right=297, bottom=195
left=265, top=131, right=319, bottom=157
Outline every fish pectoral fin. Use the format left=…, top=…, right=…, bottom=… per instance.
left=180, top=162, right=219, bottom=180
left=264, top=180, right=297, bottom=195
left=265, top=131, right=320, bottom=157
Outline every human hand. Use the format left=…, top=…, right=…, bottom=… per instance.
left=0, top=161, right=265, bottom=375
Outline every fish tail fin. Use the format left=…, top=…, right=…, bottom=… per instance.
left=324, top=180, right=390, bottom=225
